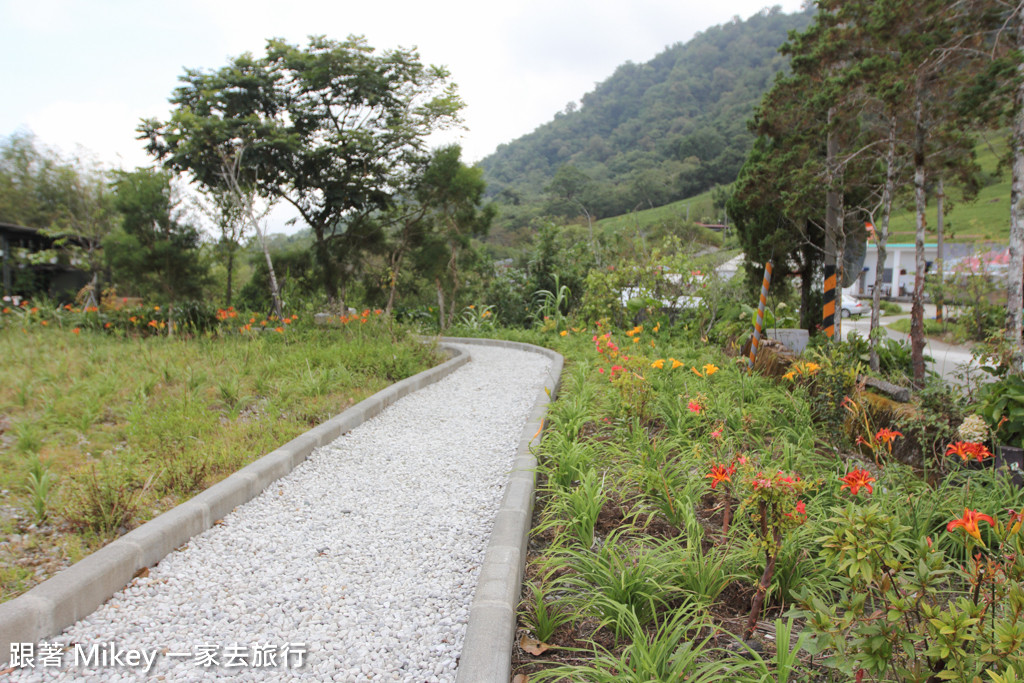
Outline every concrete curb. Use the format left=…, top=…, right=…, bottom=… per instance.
left=438, top=338, right=564, bottom=683
left=0, top=343, right=470, bottom=665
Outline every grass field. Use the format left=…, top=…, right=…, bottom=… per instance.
left=598, top=134, right=1014, bottom=247
left=0, top=316, right=441, bottom=601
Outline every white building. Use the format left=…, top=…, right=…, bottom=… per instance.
left=855, top=242, right=977, bottom=297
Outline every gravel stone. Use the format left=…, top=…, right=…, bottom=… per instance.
left=10, top=344, right=549, bottom=682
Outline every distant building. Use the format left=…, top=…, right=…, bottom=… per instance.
left=857, top=242, right=978, bottom=297
left=0, top=221, right=92, bottom=300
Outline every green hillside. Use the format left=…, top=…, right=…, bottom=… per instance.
left=886, top=136, right=1011, bottom=245
left=479, top=7, right=813, bottom=242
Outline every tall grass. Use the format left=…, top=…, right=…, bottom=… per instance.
left=0, top=320, right=440, bottom=601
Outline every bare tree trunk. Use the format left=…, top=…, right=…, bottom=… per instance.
left=936, top=178, right=945, bottom=324
left=911, top=96, right=928, bottom=387
left=446, top=242, right=460, bottom=329
left=225, top=246, right=234, bottom=308
left=217, top=149, right=283, bottom=320
left=261, top=234, right=284, bottom=320
left=435, top=277, right=446, bottom=331
left=1009, top=7, right=1024, bottom=374
left=870, top=116, right=898, bottom=373
left=385, top=249, right=403, bottom=316
left=579, top=202, right=600, bottom=267
left=801, top=229, right=815, bottom=331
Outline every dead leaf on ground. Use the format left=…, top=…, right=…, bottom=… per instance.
left=513, top=674, right=530, bottom=683
left=519, top=634, right=552, bottom=656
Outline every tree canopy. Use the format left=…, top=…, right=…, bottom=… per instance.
left=141, top=35, right=464, bottom=304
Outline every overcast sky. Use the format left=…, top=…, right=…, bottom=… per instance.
left=1, top=0, right=805, bottom=231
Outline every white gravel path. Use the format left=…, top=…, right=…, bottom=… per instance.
left=11, top=344, right=550, bottom=682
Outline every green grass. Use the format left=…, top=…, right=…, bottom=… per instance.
left=597, top=134, right=1014, bottom=245
left=597, top=187, right=719, bottom=234
left=0, top=318, right=441, bottom=601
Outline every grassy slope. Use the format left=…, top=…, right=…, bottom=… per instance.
left=597, top=136, right=1012, bottom=246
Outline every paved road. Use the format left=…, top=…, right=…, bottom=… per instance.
left=840, top=301, right=982, bottom=385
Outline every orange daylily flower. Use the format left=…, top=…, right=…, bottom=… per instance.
left=670, top=358, right=683, bottom=369
left=840, top=468, right=875, bottom=496
left=651, top=359, right=665, bottom=369
left=946, top=441, right=993, bottom=463
left=705, top=463, right=734, bottom=489
left=702, top=363, right=719, bottom=376
left=875, top=428, right=902, bottom=452
left=947, top=508, right=996, bottom=542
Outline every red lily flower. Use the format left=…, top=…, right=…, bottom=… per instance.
left=705, top=464, right=733, bottom=490
left=840, top=468, right=875, bottom=496
left=946, top=441, right=993, bottom=463
left=947, top=509, right=996, bottom=542
left=875, top=428, right=902, bottom=450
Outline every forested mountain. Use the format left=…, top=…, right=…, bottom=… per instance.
left=478, top=6, right=813, bottom=242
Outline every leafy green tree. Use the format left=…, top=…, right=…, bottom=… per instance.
left=546, top=164, right=600, bottom=264
left=104, top=168, right=209, bottom=302
left=411, top=146, right=494, bottom=329
left=729, top=62, right=831, bottom=331
left=142, top=35, right=463, bottom=308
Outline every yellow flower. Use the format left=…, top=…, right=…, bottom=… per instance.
left=632, top=337, right=640, bottom=344
left=649, top=340, right=655, bottom=348
left=804, top=362, right=821, bottom=374
left=559, top=330, right=568, bottom=337
left=671, top=359, right=683, bottom=369
left=692, top=366, right=704, bottom=377
left=702, top=363, right=719, bottom=376
left=653, top=323, right=660, bottom=333
left=651, top=359, right=665, bottom=369
left=783, top=371, right=797, bottom=381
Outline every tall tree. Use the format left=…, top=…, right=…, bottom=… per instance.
left=104, top=168, right=209, bottom=302
left=412, top=146, right=494, bottom=330
left=141, top=35, right=463, bottom=307
left=546, top=164, right=600, bottom=265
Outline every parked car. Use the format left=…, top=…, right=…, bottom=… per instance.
left=841, top=291, right=864, bottom=318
